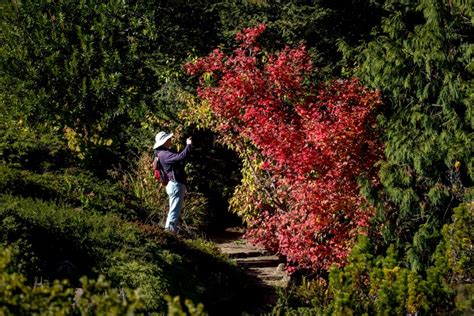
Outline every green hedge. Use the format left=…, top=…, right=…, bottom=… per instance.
left=0, top=165, right=147, bottom=220
left=0, top=194, right=248, bottom=313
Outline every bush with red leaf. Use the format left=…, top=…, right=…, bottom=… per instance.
left=185, top=24, right=383, bottom=271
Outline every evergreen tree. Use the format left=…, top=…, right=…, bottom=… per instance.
left=341, top=0, right=473, bottom=271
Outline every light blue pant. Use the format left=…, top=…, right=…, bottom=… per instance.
left=165, top=181, right=186, bottom=232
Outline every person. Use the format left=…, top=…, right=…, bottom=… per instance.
left=153, top=131, right=192, bottom=232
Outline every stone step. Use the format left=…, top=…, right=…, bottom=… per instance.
left=235, top=255, right=283, bottom=267
left=211, top=228, right=290, bottom=292
left=220, top=247, right=270, bottom=259
left=263, top=278, right=290, bottom=288
left=246, top=266, right=287, bottom=281
left=216, top=241, right=271, bottom=258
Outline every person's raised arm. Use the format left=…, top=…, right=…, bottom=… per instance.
left=162, top=138, right=192, bottom=163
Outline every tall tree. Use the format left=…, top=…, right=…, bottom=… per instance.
left=341, top=0, right=473, bottom=271
left=1, top=0, right=220, bottom=168
left=214, top=0, right=383, bottom=80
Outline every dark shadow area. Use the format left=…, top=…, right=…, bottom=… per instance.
left=185, top=128, right=244, bottom=233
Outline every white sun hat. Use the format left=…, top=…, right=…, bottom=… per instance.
left=153, top=131, right=173, bottom=149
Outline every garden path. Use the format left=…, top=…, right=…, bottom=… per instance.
left=210, top=227, right=290, bottom=311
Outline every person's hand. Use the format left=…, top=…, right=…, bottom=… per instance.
left=186, top=137, right=192, bottom=145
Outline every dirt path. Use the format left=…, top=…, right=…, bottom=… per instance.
left=211, top=227, right=290, bottom=312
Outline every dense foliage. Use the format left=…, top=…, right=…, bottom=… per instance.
left=273, top=199, right=473, bottom=315
left=342, top=0, right=473, bottom=271
left=186, top=24, right=383, bottom=271
left=0, top=0, right=223, bottom=166
left=1, top=0, right=472, bottom=314
left=0, top=191, right=250, bottom=312
left=268, top=0, right=473, bottom=314
left=1, top=246, right=208, bottom=315
left=0, top=246, right=144, bottom=315
left=183, top=0, right=472, bottom=313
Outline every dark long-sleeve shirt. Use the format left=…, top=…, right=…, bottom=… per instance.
left=154, top=144, right=191, bottom=184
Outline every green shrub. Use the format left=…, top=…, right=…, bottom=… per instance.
left=0, top=194, right=248, bottom=313
left=0, top=245, right=221, bottom=315
left=275, top=198, right=473, bottom=315
left=165, top=295, right=206, bottom=316
left=0, top=164, right=147, bottom=220
left=0, top=247, right=145, bottom=315
left=428, top=199, right=473, bottom=314
left=0, top=119, right=70, bottom=172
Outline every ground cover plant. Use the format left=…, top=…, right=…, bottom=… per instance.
left=0, top=192, right=249, bottom=313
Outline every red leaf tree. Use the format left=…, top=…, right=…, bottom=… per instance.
left=186, top=24, right=383, bottom=271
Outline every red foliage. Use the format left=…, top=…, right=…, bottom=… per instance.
left=186, top=24, right=383, bottom=271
